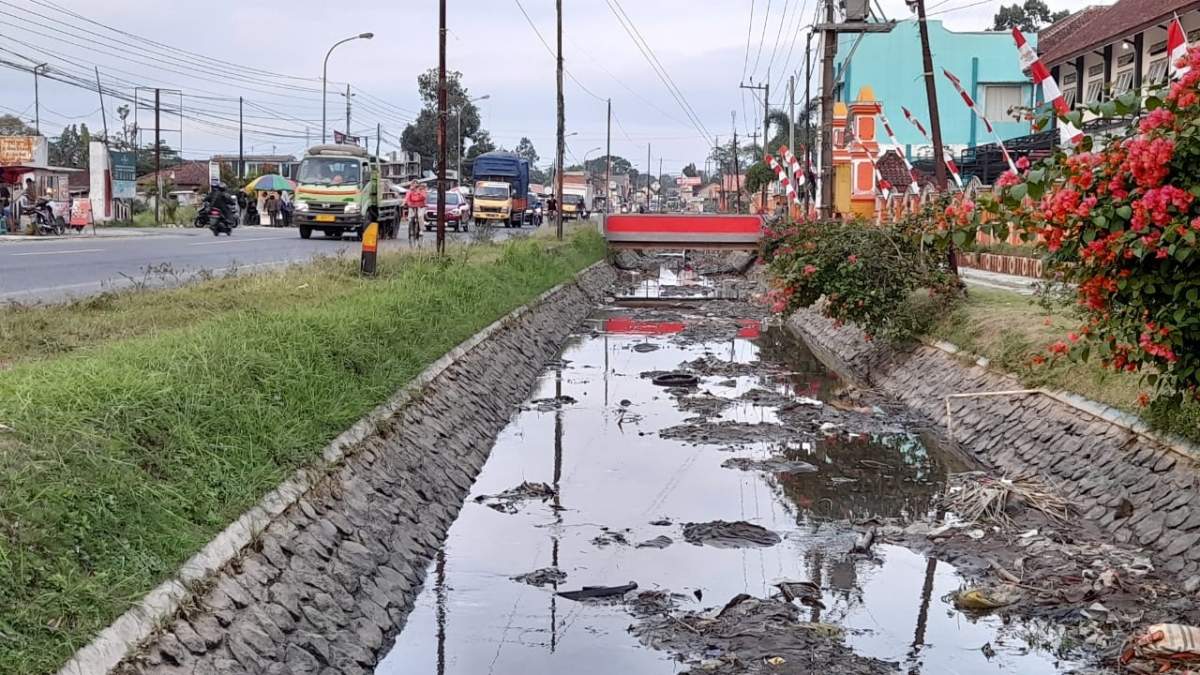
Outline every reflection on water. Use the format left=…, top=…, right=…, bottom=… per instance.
left=373, top=305, right=1075, bottom=675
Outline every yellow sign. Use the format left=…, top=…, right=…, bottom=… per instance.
left=315, top=214, right=336, bottom=223
left=0, top=136, right=36, bottom=166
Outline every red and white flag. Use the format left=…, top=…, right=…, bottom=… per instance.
left=779, top=144, right=806, bottom=188
left=767, top=154, right=800, bottom=205
left=1169, top=16, right=1191, bottom=79
left=1012, top=27, right=1083, bottom=146
left=901, top=106, right=963, bottom=188
left=942, top=68, right=1018, bottom=173
left=876, top=107, right=919, bottom=194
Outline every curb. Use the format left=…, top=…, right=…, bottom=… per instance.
left=55, top=260, right=610, bottom=675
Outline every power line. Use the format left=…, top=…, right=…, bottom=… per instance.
left=512, top=0, right=607, bottom=103
left=928, top=0, right=994, bottom=17
left=764, top=0, right=791, bottom=80
left=750, top=0, right=773, bottom=80
left=741, top=0, right=756, bottom=82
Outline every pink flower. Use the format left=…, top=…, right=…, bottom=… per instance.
left=802, top=264, right=817, bottom=276
left=1015, top=156, right=1031, bottom=171
left=847, top=254, right=858, bottom=264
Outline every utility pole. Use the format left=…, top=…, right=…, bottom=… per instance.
left=645, top=143, right=651, bottom=211
left=788, top=74, right=796, bottom=167
left=32, top=63, right=47, bottom=135
left=657, top=157, right=663, bottom=212
left=731, top=112, right=743, bottom=214
left=605, top=98, right=612, bottom=231
left=819, top=0, right=836, bottom=217
left=345, top=84, right=352, bottom=140
left=437, top=0, right=448, bottom=254
left=739, top=81, right=769, bottom=213
left=154, top=88, right=161, bottom=225
left=915, top=0, right=947, bottom=190
left=238, top=96, right=244, bottom=179
left=94, top=67, right=109, bottom=142
left=555, top=0, right=565, bottom=240
left=804, top=31, right=813, bottom=208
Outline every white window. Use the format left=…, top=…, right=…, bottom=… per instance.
left=1147, top=58, right=1169, bottom=85
left=1063, top=86, right=1078, bottom=108
left=1113, top=69, right=1135, bottom=95
left=1085, top=78, right=1105, bottom=104
left=982, top=84, right=1024, bottom=119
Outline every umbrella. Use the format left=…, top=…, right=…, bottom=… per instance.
left=246, top=174, right=296, bottom=192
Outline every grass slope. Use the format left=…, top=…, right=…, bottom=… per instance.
left=0, top=231, right=604, bottom=674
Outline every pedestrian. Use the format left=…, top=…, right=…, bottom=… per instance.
left=245, top=193, right=259, bottom=227
left=546, top=195, right=558, bottom=219
left=265, top=192, right=280, bottom=227
left=280, top=193, right=293, bottom=227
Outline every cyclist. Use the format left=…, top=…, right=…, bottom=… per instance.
left=405, top=181, right=427, bottom=242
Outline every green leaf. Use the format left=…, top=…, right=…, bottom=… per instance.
left=1083, top=228, right=1098, bottom=243
left=1146, top=95, right=1162, bottom=111
left=1008, top=183, right=1028, bottom=202
left=1177, top=247, right=1192, bottom=262
left=1092, top=215, right=1108, bottom=230
left=952, top=230, right=967, bottom=247
left=1116, top=205, right=1132, bottom=221
left=1176, top=308, right=1188, bottom=323
left=1027, top=168, right=1045, bottom=185
left=1188, top=288, right=1199, bottom=303
left=1099, top=100, right=1118, bottom=117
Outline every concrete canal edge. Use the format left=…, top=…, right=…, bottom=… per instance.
left=786, top=308, right=1200, bottom=586
left=61, top=262, right=617, bottom=675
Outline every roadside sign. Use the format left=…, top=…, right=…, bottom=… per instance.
left=208, top=161, right=220, bottom=186
left=70, top=200, right=93, bottom=227
left=0, top=136, right=37, bottom=165
left=360, top=222, right=379, bottom=276
left=111, top=151, right=137, bottom=199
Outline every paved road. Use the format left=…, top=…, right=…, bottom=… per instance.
left=0, top=225, right=503, bottom=303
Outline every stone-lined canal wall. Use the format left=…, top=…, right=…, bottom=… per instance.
left=787, top=309, right=1200, bottom=585
left=70, top=264, right=616, bottom=675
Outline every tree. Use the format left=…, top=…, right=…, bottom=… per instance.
left=514, top=137, right=539, bottom=166
left=992, top=0, right=1068, bottom=32
left=49, top=123, right=92, bottom=169
left=0, top=114, right=35, bottom=136
left=682, top=163, right=698, bottom=178
left=744, top=163, right=775, bottom=195
left=402, top=68, right=489, bottom=171
left=461, top=130, right=496, bottom=182
left=134, top=141, right=181, bottom=176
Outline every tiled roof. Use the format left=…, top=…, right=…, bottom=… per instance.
left=1039, top=0, right=1200, bottom=66
left=137, top=160, right=210, bottom=187
left=878, top=151, right=914, bottom=192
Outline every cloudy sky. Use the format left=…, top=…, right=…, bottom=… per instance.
left=0, top=0, right=1101, bottom=175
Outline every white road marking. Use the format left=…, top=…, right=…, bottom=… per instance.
left=187, top=236, right=289, bottom=247
left=10, top=248, right=105, bottom=257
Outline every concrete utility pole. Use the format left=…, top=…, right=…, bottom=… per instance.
left=94, top=67, right=109, bottom=142
left=731, top=112, right=743, bottom=214
left=605, top=98, right=612, bottom=231
left=437, top=0, right=448, bottom=254
left=819, top=0, right=836, bottom=218
left=555, top=0, right=565, bottom=240
left=239, top=96, right=244, bottom=179
left=154, top=88, right=161, bottom=225
left=345, top=84, right=352, bottom=139
left=804, top=31, right=813, bottom=208
left=789, top=74, right=796, bottom=167
left=658, top=157, right=663, bottom=213
left=32, top=63, right=47, bottom=135
left=645, top=144, right=651, bottom=211
left=915, top=0, right=947, bottom=190
left=739, top=81, right=769, bottom=213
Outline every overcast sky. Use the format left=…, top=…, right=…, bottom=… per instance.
left=0, top=0, right=1101, bottom=175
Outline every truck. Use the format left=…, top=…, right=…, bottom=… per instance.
left=561, top=171, right=593, bottom=220
left=471, top=151, right=530, bottom=228
left=292, top=144, right=401, bottom=240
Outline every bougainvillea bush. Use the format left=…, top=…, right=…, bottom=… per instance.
left=973, top=46, right=1200, bottom=405
left=760, top=213, right=959, bottom=342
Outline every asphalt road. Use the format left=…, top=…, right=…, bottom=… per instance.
left=0, top=225, right=500, bottom=303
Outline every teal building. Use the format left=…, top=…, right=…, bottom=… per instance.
left=836, top=20, right=1038, bottom=149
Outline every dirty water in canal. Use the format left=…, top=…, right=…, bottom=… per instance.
left=374, top=282, right=1080, bottom=674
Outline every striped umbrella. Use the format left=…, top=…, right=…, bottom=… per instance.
left=246, top=174, right=297, bottom=192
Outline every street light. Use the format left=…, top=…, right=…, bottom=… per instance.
left=322, top=32, right=373, bottom=144
left=456, top=94, right=490, bottom=184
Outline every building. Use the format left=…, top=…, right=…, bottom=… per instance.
left=137, top=161, right=210, bottom=205
left=1040, top=0, right=1200, bottom=116
left=836, top=20, right=1037, bottom=149
left=382, top=150, right=422, bottom=185
left=210, top=154, right=299, bottom=180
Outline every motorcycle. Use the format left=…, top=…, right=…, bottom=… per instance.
left=196, top=201, right=238, bottom=236
left=31, top=198, right=65, bottom=236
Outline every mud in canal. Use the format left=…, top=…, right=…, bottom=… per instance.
left=371, top=264, right=1166, bottom=674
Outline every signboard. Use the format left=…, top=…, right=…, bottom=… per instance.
left=111, top=151, right=137, bottom=199
left=208, top=161, right=220, bottom=186
left=0, top=136, right=37, bottom=166
left=70, top=200, right=93, bottom=227
left=333, top=130, right=361, bottom=145
left=676, top=176, right=702, bottom=188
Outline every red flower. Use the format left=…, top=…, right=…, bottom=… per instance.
left=847, top=254, right=858, bottom=264
left=1068, top=332, right=1080, bottom=343
left=1049, top=341, right=1070, bottom=355
left=1031, top=354, right=1047, bottom=366
left=802, top=264, right=817, bottom=276
left=1137, top=392, right=1151, bottom=408
left=1016, top=156, right=1030, bottom=171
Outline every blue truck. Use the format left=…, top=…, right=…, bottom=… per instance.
left=471, top=152, right=530, bottom=228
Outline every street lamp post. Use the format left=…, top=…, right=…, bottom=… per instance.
left=456, top=94, right=490, bottom=185
left=322, top=32, right=373, bottom=144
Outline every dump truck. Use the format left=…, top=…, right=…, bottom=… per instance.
left=561, top=171, right=593, bottom=220
left=471, top=151, right=530, bottom=228
left=292, top=144, right=401, bottom=240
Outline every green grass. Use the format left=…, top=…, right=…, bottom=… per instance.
left=0, top=230, right=605, bottom=674
left=925, top=287, right=1200, bottom=443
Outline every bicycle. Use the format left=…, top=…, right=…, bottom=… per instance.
left=407, top=207, right=423, bottom=246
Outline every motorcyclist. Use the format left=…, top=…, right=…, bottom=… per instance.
left=203, top=183, right=236, bottom=227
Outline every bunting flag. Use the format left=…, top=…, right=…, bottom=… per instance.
left=766, top=154, right=800, bottom=205
left=875, top=108, right=920, bottom=194
left=1169, top=16, right=1191, bottom=79
left=779, top=144, right=806, bottom=188
left=942, top=68, right=1018, bottom=174
left=1012, top=27, right=1084, bottom=146
left=900, top=106, right=963, bottom=188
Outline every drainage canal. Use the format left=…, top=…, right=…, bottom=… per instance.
left=374, top=265, right=1077, bottom=674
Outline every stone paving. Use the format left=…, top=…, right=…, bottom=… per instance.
left=113, top=265, right=615, bottom=675
left=788, top=308, right=1200, bottom=585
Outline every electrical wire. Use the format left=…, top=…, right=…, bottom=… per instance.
left=764, top=0, right=791, bottom=80
left=741, top=0, right=756, bottom=82
left=750, top=0, right=773, bottom=80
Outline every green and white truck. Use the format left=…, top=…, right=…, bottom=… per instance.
left=292, top=144, right=401, bottom=240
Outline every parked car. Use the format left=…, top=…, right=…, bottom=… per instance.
left=424, top=190, right=470, bottom=232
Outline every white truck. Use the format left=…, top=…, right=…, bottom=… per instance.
left=561, top=172, right=593, bottom=220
